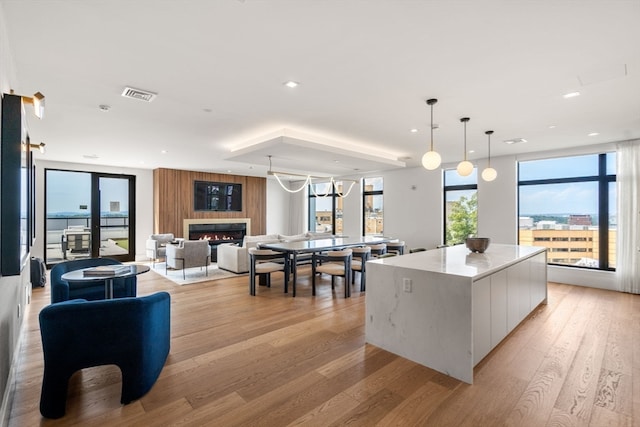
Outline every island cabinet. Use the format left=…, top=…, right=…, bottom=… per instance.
left=365, top=244, right=547, bottom=384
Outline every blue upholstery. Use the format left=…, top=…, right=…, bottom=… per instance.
left=38, top=292, right=171, bottom=419
left=50, top=258, right=137, bottom=304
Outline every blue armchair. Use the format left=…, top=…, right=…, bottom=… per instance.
left=50, top=258, right=137, bottom=304
left=39, top=292, right=171, bottom=419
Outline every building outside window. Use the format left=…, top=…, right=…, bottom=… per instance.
left=308, top=181, right=348, bottom=234
left=518, top=153, right=616, bottom=270
left=444, top=168, right=478, bottom=246
left=363, top=177, right=383, bottom=235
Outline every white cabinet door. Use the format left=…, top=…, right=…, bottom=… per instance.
left=472, top=276, right=491, bottom=366
left=529, top=252, right=547, bottom=308
left=490, top=269, right=508, bottom=348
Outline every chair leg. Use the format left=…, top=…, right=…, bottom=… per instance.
left=40, top=369, right=71, bottom=419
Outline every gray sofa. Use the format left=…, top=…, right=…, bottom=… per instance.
left=217, top=232, right=334, bottom=273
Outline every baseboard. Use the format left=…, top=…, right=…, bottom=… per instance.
left=0, top=331, right=23, bottom=427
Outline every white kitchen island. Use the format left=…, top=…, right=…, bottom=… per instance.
left=365, top=244, right=547, bottom=384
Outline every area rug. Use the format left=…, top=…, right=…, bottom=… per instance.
left=150, top=263, right=246, bottom=286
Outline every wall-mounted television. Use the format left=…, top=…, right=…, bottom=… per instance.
left=194, top=181, right=242, bottom=212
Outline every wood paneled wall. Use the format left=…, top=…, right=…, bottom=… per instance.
left=153, top=168, right=266, bottom=237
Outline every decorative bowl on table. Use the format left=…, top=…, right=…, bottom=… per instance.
left=465, top=237, right=490, bottom=253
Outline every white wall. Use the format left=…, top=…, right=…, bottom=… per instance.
left=377, top=167, right=443, bottom=251
left=266, top=178, right=290, bottom=235
left=341, top=181, right=361, bottom=238
left=34, top=160, right=154, bottom=262
left=0, top=5, right=31, bottom=423
left=477, top=154, right=518, bottom=244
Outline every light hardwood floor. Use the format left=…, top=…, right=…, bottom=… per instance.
left=8, top=266, right=640, bottom=426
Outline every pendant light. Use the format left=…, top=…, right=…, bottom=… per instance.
left=456, top=117, right=473, bottom=177
left=481, top=130, right=497, bottom=182
left=421, top=98, right=441, bottom=170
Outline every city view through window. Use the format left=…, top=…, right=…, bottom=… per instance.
left=518, top=153, right=616, bottom=270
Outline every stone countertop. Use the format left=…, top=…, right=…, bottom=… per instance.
left=369, top=243, right=546, bottom=280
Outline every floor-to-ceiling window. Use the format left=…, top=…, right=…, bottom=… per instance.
left=308, top=180, right=353, bottom=235
left=363, top=177, right=383, bottom=236
left=443, top=168, right=478, bottom=246
left=45, top=169, right=136, bottom=266
left=518, top=153, right=616, bottom=270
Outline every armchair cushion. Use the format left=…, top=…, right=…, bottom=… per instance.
left=50, top=258, right=137, bottom=304
left=39, top=292, right=171, bottom=419
left=166, top=240, right=211, bottom=270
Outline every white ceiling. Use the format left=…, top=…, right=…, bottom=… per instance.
left=2, top=0, right=639, bottom=178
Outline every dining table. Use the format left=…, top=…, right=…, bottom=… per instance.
left=260, top=235, right=394, bottom=296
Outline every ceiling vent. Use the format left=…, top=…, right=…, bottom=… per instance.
left=121, top=86, right=157, bottom=102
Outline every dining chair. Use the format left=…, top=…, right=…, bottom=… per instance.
left=312, top=249, right=353, bottom=297
left=386, top=240, right=405, bottom=255
left=367, top=243, right=387, bottom=258
left=351, top=246, right=371, bottom=292
left=248, top=248, right=289, bottom=295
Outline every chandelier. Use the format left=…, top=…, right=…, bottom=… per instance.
left=267, top=155, right=357, bottom=197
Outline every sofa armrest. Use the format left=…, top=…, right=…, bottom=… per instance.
left=217, top=244, right=249, bottom=273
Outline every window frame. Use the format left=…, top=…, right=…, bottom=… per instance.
left=362, top=177, right=383, bottom=236
left=443, top=169, right=478, bottom=246
left=517, top=152, right=616, bottom=271
left=308, top=181, right=337, bottom=234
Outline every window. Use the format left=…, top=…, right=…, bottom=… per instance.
left=308, top=181, right=350, bottom=235
left=363, top=177, right=383, bottom=235
left=444, top=168, right=478, bottom=246
left=518, top=153, right=616, bottom=270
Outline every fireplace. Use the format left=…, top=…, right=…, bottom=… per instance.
left=184, top=218, right=251, bottom=262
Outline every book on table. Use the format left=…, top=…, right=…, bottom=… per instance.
left=83, top=265, right=131, bottom=277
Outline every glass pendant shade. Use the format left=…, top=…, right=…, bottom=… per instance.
left=422, top=98, right=440, bottom=170
left=422, top=150, right=441, bottom=170
left=481, top=167, right=497, bottom=181
left=457, top=117, right=473, bottom=177
left=457, top=160, right=474, bottom=176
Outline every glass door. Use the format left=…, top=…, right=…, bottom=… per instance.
left=97, top=175, right=135, bottom=262
left=45, top=170, right=92, bottom=265
left=45, top=169, right=136, bottom=266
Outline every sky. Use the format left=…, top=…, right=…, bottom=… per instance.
left=46, top=170, right=129, bottom=214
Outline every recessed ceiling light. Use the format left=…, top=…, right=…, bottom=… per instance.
left=410, top=128, right=418, bottom=133
left=468, top=150, right=475, bottom=154
left=563, top=91, right=580, bottom=99
left=588, top=132, right=599, bottom=137
left=284, top=81, right=299, bottom=88
left=549, top=125, right=557, bottom=129
left=83, top=154, right=99, bottom=159
left=504, top=138, right=527, bottom=145
left=161, top=150, right=168, bottom=154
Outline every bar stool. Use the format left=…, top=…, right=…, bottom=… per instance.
left=312, top=249, right=353, bottom=297
left=367, top=243, right=387, bottom=258
left=386, top=240, right=405, bottom=255
left=351, top=246, right=371, bottom=292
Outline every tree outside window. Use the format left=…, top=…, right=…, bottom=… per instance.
left=444, top=169, right=478, bottom=246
